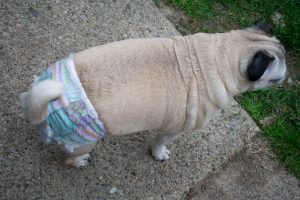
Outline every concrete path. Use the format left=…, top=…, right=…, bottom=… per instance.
left=0, top=0, right=298, bottom=199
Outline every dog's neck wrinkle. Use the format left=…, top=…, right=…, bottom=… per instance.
left=186, top=33, right=231, bottom=109
left=211, top=34, right=232, bottom=97
left=171, top=36, right=196, bottom=130
left=180, top=37, right=201, bottom=130
left=173, top=35, right=214, bottom=130
left=180, top=36, right=210, bottom=129
left=214, top=32, right=246, bottom=97
left=186, top=35, right=207, bottom=94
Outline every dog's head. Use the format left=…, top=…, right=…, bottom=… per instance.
left=238, top=23, right=287, bottom=91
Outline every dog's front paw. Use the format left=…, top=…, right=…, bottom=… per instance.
left=151, top=145, right=170, bottom=161
left=65, top=154, right=90, bottom=167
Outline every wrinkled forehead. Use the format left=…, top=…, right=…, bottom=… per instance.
left=277, top=43, right=285, bottom=56
left=248, top=32, right=286, bottom=59
left=268, top=42, right=285, bottom=60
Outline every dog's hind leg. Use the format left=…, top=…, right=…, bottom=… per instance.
left=151, top=132, right=182, bottom=161
left=65, top=143, right=96, bottom=167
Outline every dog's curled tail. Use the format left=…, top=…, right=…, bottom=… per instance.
left=20, top=80, right=65, bottom=124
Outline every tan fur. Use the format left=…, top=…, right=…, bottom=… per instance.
left=74, top=28, right=285, bottom=136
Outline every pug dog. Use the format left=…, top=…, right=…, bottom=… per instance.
left=20, top=23, right=286, bottom=167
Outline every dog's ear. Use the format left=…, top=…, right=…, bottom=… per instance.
left=247, top=50, right=275, bottom=81
left=254, top=22, right=273, bottom=36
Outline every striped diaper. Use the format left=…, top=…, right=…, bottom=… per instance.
left=35, top=55, right=107, bottom=152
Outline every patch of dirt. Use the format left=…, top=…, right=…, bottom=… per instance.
left=285, top=53, right=300, bottom=81
left=184, top=135, right=300, bottom=200
left=259, top=116, right=276, bottom=127
left=157, top=1, right=238, bottom=35
left=157, top=2, right=191, bottom=35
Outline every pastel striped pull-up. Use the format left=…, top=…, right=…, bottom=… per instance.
left=35, top=55, right=107, bottom=152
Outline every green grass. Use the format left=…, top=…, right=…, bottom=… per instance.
left=167, top=0, right=216, bottom=20
left=162, top=0, right=300, bottom=178
left=218, top=0, right=300, bottom=52
left=165, top=0, right=300, bottom=53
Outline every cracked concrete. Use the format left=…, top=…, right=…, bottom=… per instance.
left=0, top=0, right=298, bottom=199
